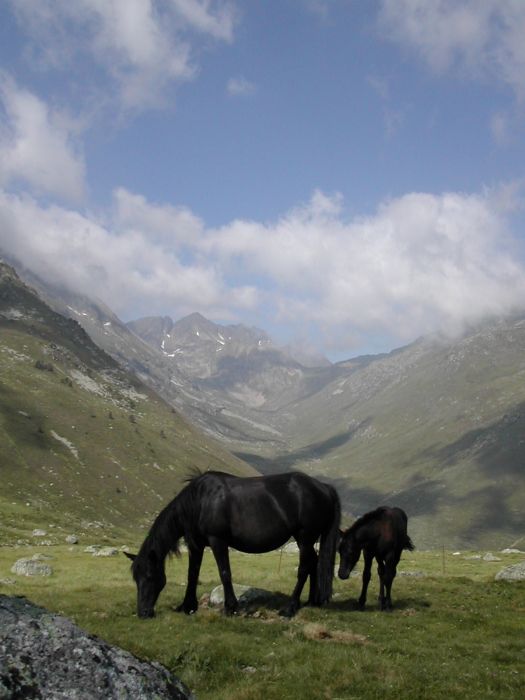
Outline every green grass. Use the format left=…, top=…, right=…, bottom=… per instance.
left=1, top=545, right=523, bottom=699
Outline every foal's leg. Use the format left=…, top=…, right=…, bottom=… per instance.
left=209, top=537, right=238, bottom=615
left=282, top=541, right=317, bottom=617
left=377, top=557, right=386, bottom=610
left=382, top=552, right=399, bottom=611
left=358, top=550, right=373, bottom=609
left=176, top=545, right=203, bottom=614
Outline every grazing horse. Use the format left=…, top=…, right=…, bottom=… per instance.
left=125, top=470, right=341, bottom=618
left=338, top=506, right=414, bottom=611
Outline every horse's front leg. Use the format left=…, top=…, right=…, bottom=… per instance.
left=209, top=537, right=238, bottom=615
left=176, top=545, right=203, bottom=614
left=281, top=541, right=316, bottom=617
left=358, top=550, right=373, bottom=609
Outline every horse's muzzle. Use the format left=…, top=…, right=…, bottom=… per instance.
left=138, top=608, right=155, bottom=619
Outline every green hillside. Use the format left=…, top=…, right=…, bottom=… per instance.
left=0, top=263, right=254, bottom=543
left=240, top=326, right=525, bottom=549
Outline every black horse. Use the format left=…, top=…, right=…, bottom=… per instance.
left=125, top=470, right=341, bottom=618
left=338, top=506, right=414, bottom=611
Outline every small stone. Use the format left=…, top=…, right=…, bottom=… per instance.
left=501, top=548, right=525, bottom=554
left=483, top=552, right=501, bottom=562
left=92, top=547, right=118, bottom=557
left=32, top=529, right=47, bottom=537
left=66, top=535, right=79, bottom=545
left=495, top=561, right=525, bottom=581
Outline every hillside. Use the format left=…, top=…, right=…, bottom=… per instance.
left=5, top=258, right=524, bottom=549
left=0, top=262, right=254, bottom=543
left=239, top=323, right=525, bottom=549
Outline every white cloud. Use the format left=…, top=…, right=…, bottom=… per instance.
left=379, top=0, right=525, bottom=100
left=113, top=188, right=204, bottom=247
left=226, top=76, right=256, bottom=97
left=0, top=184, right=524, bottom=354
left=0, top=188, right=255, bottom=321
left=203, top=187, right=525, bottom=347
left=0, top=75, right=86, bottom=202
left=8, top=0, right=237, bottom=110
left=170, top=0, right=236, bottom=41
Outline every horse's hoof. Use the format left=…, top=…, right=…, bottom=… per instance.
left=223, top=606, right=238, bottom=616
left=176, top=603, right=198, bottom=614
left=279, top=605, right=297, bottom=618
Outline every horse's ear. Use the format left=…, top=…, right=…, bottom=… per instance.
left=124, top=552, right=137, bottom=561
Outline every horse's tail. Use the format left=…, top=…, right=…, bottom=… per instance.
left=404, top=534, right=415, bottom=551
left=317, top=486, right=341, bottom=605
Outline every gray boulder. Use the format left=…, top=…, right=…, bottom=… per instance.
left=495, top=560, right=525, bottom=581
left=11, top=558, right=53, bottom=577
left=0, top=595, right=193, bottom=699
left=209, top=583, right=277, bottom=609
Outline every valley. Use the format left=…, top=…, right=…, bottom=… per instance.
left=2, top=258, right=525, bottom=549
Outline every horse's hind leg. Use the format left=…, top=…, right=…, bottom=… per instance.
left=358, top=551, right=373, bottom=609
left=377, top=558, right=386, bottom=610
left=209, top=537, right=238, bottom=615
left=306, top=548, right=319, bottom=606
left=382, top=552, right=399, bottom=611
left=281, top=541, right=316, bottom=617
left=176, top=545, right=203, bottom=614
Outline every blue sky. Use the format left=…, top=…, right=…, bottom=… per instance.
left=1, top=1, right=525, bottom=360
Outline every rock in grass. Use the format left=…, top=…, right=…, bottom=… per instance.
left=92, top=546, right=118, bottom=557
left=0, top=595, right=193, bottom=699
left=209, top=583, right=275, bottom=608
left=11, top=558, right=53, bottom=577
left=495, top=561, right=525, bottom=581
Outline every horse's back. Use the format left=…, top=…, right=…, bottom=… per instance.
left=189, top=470, right=338, bottom=552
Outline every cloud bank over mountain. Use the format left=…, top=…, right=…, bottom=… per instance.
left=1, top=183, right=524, bottom=355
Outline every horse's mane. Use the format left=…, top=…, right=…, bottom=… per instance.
left=143, top=469, right=233, bottom=560
left=348, top=506, right=389, bottom=534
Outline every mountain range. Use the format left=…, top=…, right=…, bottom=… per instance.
left=2, top=256, right=524, bottom=549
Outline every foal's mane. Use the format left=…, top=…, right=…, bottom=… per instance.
left=348, top=506, right=389, bottom=534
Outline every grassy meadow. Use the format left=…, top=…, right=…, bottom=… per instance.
left=1, top=543, right=523, bottom=699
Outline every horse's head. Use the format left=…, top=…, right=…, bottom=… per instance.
left=125, top=550, right=166, bottom=618
left=337, top=529, right=361, bottom=580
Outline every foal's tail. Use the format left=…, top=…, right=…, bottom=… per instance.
left=317, top=487, right=341, bottom=605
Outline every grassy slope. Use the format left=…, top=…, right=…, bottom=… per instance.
left=243, top=327, right=525, bottom=549
left=0, top=545, right=523, bottom=700
left=0, top=266, right=254, bottom=542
